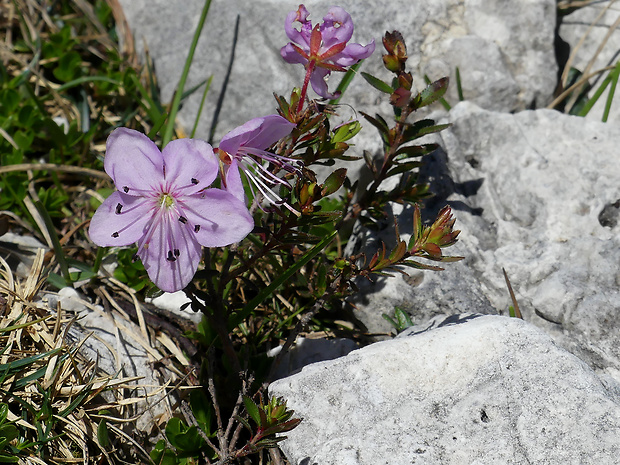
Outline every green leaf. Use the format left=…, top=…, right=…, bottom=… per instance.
left=361, top=72, right=394, bottom=94
left=189, top=389, right=214, bottom=436
left=97, top=419, right=109, bottom=448
left=360, top=112, right=390, bottom=145
left=150, top=440, right=181, bottom=465
left=315, top=263, right=327, bottom=297
left=243, top=396, right=261, bottom=425
left=0, top=89, right=20, bottom=114
left=332, top=120, right=361, bottom=143
left=394, top=143, right=439, bottom=158
left=402, top=120, right=450, bottom=141
left=385, top=161, right=422, bottom=178
left=394, top=307, right=413, bottom=330
left=52, top=51, right=82, bottom=82
left=235, top=415, right=252, bottom=432
left=321, top=168, right=347, bottom=196
left=417, top=77, right=449, bottom=109
left=229, top=230, right=337, bottom=329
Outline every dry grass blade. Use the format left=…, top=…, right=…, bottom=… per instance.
left=554, top=0, right=620, bottom=112
left=0, top=244, right=180, bottom=463
left=0, top=163, right=110, bottom=180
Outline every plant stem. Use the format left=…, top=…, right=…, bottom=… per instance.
left=297, top=60, right=316, bottom=114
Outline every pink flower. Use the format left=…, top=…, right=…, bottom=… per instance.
left=280, top=4, right=375, bottom=99
left=89, top=128, right=254, bottom=292
left=216, top=115, right=297, bottom=212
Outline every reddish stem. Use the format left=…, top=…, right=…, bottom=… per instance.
left=297, top=59, right=316, bottom=114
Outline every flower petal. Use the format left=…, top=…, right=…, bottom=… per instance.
left=137, top=211, right=202, bottom=293
left=104, top=128, right=164, bottom=193
left=223, top=159, right=246, bottom=203
left=333, top=40, right=376, bottom=66
left=309, top=67, right=337, bottom=99
left=162, top=138, right=218, bottom=194
left=89, top=191, right=152, bottom=247
left=180, top=189, right=253, bottom=247
left=244, top=115, right=296, bottom=150
left=284, top=5, right=311, bottom=47
left=280, top=43, right=309, bottom=65
left=321, top=7, right=354, bottom=48
left=219, top=115, right=294, bottom=155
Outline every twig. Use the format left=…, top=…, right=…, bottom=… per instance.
left=180, top=400, right=216, bottom=464
left=207, top=347, right=227, bottom=451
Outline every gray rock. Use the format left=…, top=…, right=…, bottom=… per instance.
left=351, top=101, right=620, bottom=382
left=146, top=290, right=202, bottom=325
left=558, top=1, right=620, bottom=121
left=269, top=314, right=620, bottom=465
left=267, top=336, right=359, bottom=380
left=44, top=287, right=175, bottom=432
left=118, top=0, right=557, bottom=145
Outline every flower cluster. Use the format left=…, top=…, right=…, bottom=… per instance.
left=89, top=115, right=295, bottom=292
left=90, top=4, right=375, bottom=293
left=280, top=4, right=375, bottom=100
left=216, top=115, right=298, bottom=212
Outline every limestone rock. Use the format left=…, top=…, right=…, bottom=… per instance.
left=267, top=336, right=359, bottom=380
left=350, top=101, right=620, bottom=382
left=117, top=0, right=557, bottom=144
left=269, top=314, right=620, bottom=465
left=44, top=288, right=181, bottom=432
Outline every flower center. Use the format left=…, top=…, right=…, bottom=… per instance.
left=160, top=192, right=176, bottom=209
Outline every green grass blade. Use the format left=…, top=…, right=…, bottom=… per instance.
left=0, top=348, right=63, bottom=373
left=208, top=14, right=240, bottom=144
left=34, top=201, right=72, bottom=287
left=191, top=75, right=213, bottom=138
left=455, top=66, right=464, bottom=101
left=329, top=60, right=364, bottom=105
left=162, top=0, right=213, bottom=147
left=52, top=76, right=121, bottom=94
left=602, top=61, right=620, bottom=122
left=0, top=315, right=51, bottom=333
left=576, top=62, right=620, bottom=118
left=229, top=230, right=337, bottom=330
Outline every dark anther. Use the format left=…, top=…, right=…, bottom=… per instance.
left=123, top=186, right=129, bottom=193
left=132, top=254, right=138, bottom=262
left=191, top=178, right=199, bottom=184
left=112, top=232, right=119, bottom=238
left=116, top=203, right=123, bottom=214
left=174, top=249, right=180, bottom=257
left=179, top=216, right=188, bottom=224
left=194, top=224, right=201, bottom=233
left=166, top=250, right=176, bottom=262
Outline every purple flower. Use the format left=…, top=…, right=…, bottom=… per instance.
left=217, top=114, right=297, bottom=212
left=280, top=4, right=375, bottom=99
left=89, top=128, right=254, bottom=292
